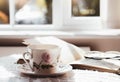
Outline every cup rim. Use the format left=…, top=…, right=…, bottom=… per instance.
left=28, top=44, right=59, bottom=50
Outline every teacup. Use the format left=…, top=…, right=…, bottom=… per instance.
left=23, top=44, right=61, bottom=74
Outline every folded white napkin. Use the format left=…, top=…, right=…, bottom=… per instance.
left=23, top=36, right=85, bottom=64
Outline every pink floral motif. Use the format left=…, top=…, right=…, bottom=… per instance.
left=41, top=52, right=51, bottom=63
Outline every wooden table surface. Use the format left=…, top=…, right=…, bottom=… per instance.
left=0, top=47, right=120, bottom=82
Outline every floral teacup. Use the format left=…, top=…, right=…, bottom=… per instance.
left=23, top=44, right=61, bottom=74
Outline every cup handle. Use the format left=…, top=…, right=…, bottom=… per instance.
left=23, top=52, right=33, bottom=71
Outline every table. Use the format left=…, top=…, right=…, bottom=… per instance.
left=0, top=47, right=120, bottom=82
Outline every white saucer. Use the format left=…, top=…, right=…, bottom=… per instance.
left=18, top=64, right=72, bottom=76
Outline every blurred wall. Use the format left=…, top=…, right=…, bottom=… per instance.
left=0, top=36, right=120, bottom=52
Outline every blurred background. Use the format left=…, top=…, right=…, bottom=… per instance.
left=72, top=0, right=100, bottom=16
left=15, top=0, right=52, bottom=24
left=0, top=0, right=9, bottom=24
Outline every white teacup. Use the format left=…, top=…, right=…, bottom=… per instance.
left=23, top=44, right=61, bottom=74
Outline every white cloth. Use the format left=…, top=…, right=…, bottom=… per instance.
left=23, top=36, right=85, bottom=64
left=0, top=55, right=120, bottom=82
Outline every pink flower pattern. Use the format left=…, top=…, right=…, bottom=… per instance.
left=41, top=52, right=51, bottom=63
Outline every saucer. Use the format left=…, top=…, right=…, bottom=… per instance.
left=17, top=64, right=72, bottom=77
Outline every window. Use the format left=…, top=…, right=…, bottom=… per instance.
left=63, top=0, right=107, bottom=30
left=0, top=0, right=107, bottom=30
